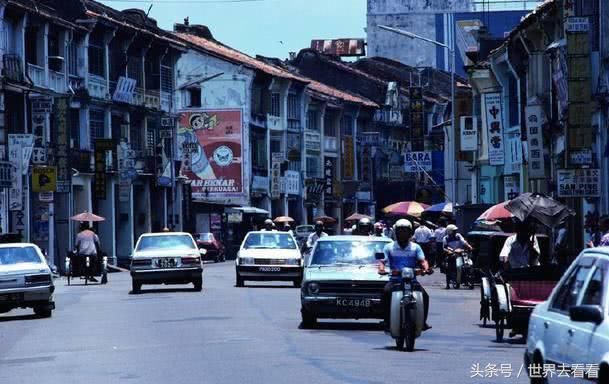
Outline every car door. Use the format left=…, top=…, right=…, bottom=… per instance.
left=543, top=257, right=594, bottom=366
left=580, top=259, right=608, bottom=374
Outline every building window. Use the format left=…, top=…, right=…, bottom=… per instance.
left=68, top=41, right=78, bottom=76
left=270, top=139, right=281, bottom=154
left=89, top=109, right=105, bottom=143
left=70, top=109, right=80, bottom=150
left=306, top=156, right=321, bottom=178
left=25, top=26, right=39, bottom=66
left=188, top=88, right=201, bottom=108
left=324, top=114, right=337, bottom=137
left=128, top=55, right=143, bottom=86
left=341, top=115, right=353, bottom=136
left=48, top=32, right=62, bottom=72
left=130, top=121, right=143, bottom=151
left=287, top=94, right=300, bottom=130
left=145, top=118, right=157, bottom=156
left=88, top=35, right=105, bottom=77
left=270, top=92, right=281, bottom=117
left=160, top=58, right=173, bottom=93
left=288, top=160, right=301, bottom=172
left=306, top=110, right=319, bottom=131
left=252, top=86, right=263, bottom=115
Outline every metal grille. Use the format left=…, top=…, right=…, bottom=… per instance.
left=89, top=109, right=105, bottom=143
left=161, top=64, right=173, bottom=93
left=253, top=259, right=287, bottom=265
left=317, top=281, right=385, bottom=297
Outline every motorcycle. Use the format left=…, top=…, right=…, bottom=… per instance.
left=444, top=248, right=475, bottom=289
left=379, top=265, right=432, bottom=352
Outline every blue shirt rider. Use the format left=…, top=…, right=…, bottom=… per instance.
left=379, top=218, right=432, bottom=331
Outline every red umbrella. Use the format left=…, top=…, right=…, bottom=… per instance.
left=382, top=201, right=429, bottom=218
left=71, top=211, right=105, bottom=222
left=345, top=213, right=371, bottom=222
left=476, top=202, right=513, bottom=222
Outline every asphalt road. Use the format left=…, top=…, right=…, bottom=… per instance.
left=1, top=262, right=530, bottom=384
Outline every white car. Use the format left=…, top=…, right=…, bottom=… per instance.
left=130, top=232, right=205, bottom=293
left=235, top=231, right=303, bottom=287
left=0, top=243, right=55, bottom=317
left=526, top=249, right=609, bottom=383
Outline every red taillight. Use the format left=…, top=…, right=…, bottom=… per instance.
left=181, top=256, right=200, bottom=265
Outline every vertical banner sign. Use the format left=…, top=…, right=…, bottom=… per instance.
left=324, top=157, right=334, bottom=198
left=54, top=97, right=71, bottom=193
left=343, top=136, right=354, bottom=179
left=362, top=145, right=371, bottom=183
left=8, top=134, right=34, bottom=211
left=459, top=116, right=478, bottom=151
left=94, top=139, right=114, bottom=200
left=525, top=105, right=546, bottom=178
left=177, top=110, right=243, bottom=201
left=270, top=152, right=282, bottom=199
left=504, top=175, right=520, bottom=200
left=117, top=140, right=136, bottom=203
left=484, top=92, right=505, bottom=165
left=505, top=135, right=523, bottom=175
left=410, top=87, right=425, bottom=151
left=31, top=96, right=51, bottom=165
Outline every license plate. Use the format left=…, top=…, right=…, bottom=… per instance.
left=0, top=293, right=22, bottom=302
left=258, top=267, right=281, bottom=272
left=336, top=298, right=371, bottom=308
left=155, top=258, right=178, bottom=268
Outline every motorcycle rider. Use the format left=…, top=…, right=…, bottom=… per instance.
left=355, top=217, right=373, bottom=236
left=442, top=224, right=473, bottom=289
left=379, top=219, right=432, bottom=331
left=373, top=222, right=385, bottom=237
left=306, top=221, right=327, bottom=249
left=261, top=219, right=277, bottom=232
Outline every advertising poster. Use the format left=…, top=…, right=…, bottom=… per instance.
left=483, top=92, right=505, bottom=166
left=459, top=116, right=477, bottom=152
left=178, top=110, right=243, bottom=200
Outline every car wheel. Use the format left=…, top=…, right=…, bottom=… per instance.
left=34, top=304, right=53, bottom=318
left=235, top=273, right=244, bottom=287
left=132, top=280, right=142, bottom=294
left=529, top=352, right=548, bottom=384
left=301, top=309, right=317, bottom=329
left=597, top=364, right=608, bottom=384
left=193, top=277, right=203, bottom=291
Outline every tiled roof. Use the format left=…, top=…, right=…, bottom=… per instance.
left=175, top=32, right=378, bottom=108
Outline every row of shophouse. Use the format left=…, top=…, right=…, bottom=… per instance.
left=0, top=0, right=466, bottom=265
left=460, top=0, right=607, bottom=250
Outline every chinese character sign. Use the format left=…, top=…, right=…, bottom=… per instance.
left=324, top=157, right=334, bottom=197
left=53, top=97, right=71, bottom=193
left=343, top=136, right=354, bottom=179
left=525, top=105, right=545, bottom=178
left=484, top=93, right=505, bottom=165
left=271, top=153, right=282, bottom=199
left=558, top=169, right=600, bottom=197
left=178, top=110, right=243, bottom=200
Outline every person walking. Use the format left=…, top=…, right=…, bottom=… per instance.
left=433, top=219, right=447, bottom=269
left=75, top=223, right=102, bottom=282
left=414, top=222, right=434, bottom=266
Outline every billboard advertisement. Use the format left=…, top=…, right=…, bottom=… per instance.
left=178, top=110, right=243, bottom=200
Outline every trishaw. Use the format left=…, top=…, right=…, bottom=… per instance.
left=65, top=250, right=108, bottom=285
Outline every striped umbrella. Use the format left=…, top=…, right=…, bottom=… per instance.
left=476, top=201, right=513, bottom=222
left=423, top=202, right=454, bottom=215
left=382, top=201, right=429, bottom=218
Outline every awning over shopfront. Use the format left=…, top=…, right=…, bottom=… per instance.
left=233, top=206, right=270, bottom=215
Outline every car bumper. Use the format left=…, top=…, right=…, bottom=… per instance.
left=236, top=266, right=303, bottom=280
left=201, top=248, right=219, bottom=259
left=131, top=268, right=202, bottom=284
left=301, top=296, right=384, bottom=319
left=0, top=285, right=55, bottom=307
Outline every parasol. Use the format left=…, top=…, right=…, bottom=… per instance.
left=505, top=193, right=575, bottom=228
left=273, top=216, right=295, bottom=224
left=345, top=213, right=372, bottom=222
left=423, top=202, right=454, bottom=215
left=382, top=201, right=429, bottom=218
left=313, top=215, right=337, bottom=224
left=476, top=201, right=513, bottom=222
left=71, top=211, right=105, bottom=222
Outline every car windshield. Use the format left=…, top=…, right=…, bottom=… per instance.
left=295, top=225, right=314, bottom=234
left=243, top=233, right=296, bottom=249
left=197, top=233, right=214, bottom=241
left=136, top=235, right=196, bottom=251
left=0, top=247, right=41, bottom=265
left=310, top=240, right=389, bottom=266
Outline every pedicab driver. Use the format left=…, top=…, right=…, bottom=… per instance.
left=379, top=219, right=432, bottom=331
left=500, top=219, right=541, bottom=269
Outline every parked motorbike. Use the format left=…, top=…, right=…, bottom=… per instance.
left=444, top=248, right=474, bottom=289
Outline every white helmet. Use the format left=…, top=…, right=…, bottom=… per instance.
left=446, top=224, right=458, bottom=232
left=393, top=219, right=413, bottom=231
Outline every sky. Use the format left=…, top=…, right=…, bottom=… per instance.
left=99, top=0, right=367, bottom=60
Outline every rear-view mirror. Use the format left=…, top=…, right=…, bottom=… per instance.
left=569, top=305, right=604, bottom=325
left=375, top=252, right=385, bottom=260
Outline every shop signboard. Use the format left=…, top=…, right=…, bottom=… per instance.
left=324, top=157, right=334, bottom=197
left=409, top=86, right=425, bottom=151
left=32, top=166, right=57, bottom=193
left=557, top=169, right=600, bottom=197
left=271, top=152, right=283, bottom=199
left=343, top=136, right=354, bottom=179
left=404, top=151, right=432, bottom=173
left=285, top=171, right=300, bottom=195
left=53, top=97, right=71, bottom=192
left=525, top=105, right=546, bottom=179
left=459, top=116, right=477, bottom=151
left=178, top=110, right=243, bottom=201
left=483, top=92, right=505, bottom=165
left=504, top=175, right=520, bottom=200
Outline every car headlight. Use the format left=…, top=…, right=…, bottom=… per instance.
left=286, top=258, right=301, bottom=265
left=239, top=257, right=255, bottom=265
left=401, top=267, right=415, bottom=280
left=307, top=282, right=320, bottom=295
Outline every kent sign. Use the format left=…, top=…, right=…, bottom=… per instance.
left=404, top=151, right=432, bottom=173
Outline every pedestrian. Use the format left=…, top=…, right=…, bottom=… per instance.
left=306, top=221, right=327, bottom=249
left=261, top=219, right=276, bottom=232
left=414, top=221, right=434, bottom=266
left=373, top=222, right=385, bottom=237
left=499, top=219, right=541, bottom=269
left=283, top=223, right=294, bottom=236
left=75, top=223, right=102, bottom=282
left=596, top=216, right=609, bottom=247
left=553, top=222, right=569, bottom=265
left=433, top=218, right=447, bottom=268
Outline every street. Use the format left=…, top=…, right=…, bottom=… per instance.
left=1, top=263, right=529, bottom=384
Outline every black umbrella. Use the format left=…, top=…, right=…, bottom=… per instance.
left=505, top=193, right=575, bottom=228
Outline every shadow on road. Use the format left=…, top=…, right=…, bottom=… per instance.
left=130, top=288, right=200, bottom=295
left=300, top=321, right=383, bottom=331
left=238, top=285, right=297, bottom=289
left=0, top=313, right=40, bottom=322
left=373, top=346, right=429, bottom=352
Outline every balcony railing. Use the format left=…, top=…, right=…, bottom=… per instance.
left=144, top=89, right=160, bottom=110
left=27, top=63, right=46, bottom=88
left=49, top=70, right=67, bottom=93
left=68, top=75, right=85, bottom=92
left=133, top=87, right=145, bottom=106
left=2, top=54, right=23, bottom=82
left=324, top=137, right=338, bottom=152
left=88, top=74, right=109, bottom=100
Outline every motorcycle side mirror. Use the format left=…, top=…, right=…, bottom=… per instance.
left=375, top=252, right=385, bottom=260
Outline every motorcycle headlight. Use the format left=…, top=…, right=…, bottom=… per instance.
left=239, top=257, right=255, bottom=265
left=307, top=282, right=320, bottom=295
left=401, top=267, right=415, bottom=280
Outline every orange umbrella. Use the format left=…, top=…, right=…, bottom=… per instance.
left=313, top=215, right=337, bottom=224
left=382, top=201, right=429, bottom=217
left=345, top=213, right=372, bottom=222
left=71, top=211, right=105, bottom=222
left=273, top=216, right=295, bottom=224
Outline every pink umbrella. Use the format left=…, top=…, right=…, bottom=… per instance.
left=476, top=202, right=513, bottom=222
left=71, top=211, right=105, bottom=222
left=382, top=201, right=429, bottom=218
